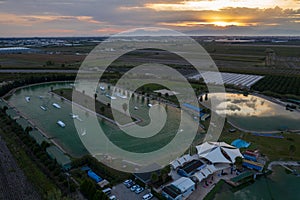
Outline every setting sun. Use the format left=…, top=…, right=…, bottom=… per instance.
left=146, top=0, right=300, bottom=11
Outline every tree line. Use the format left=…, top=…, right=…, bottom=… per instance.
left=0, top=108, right=77, bottom=197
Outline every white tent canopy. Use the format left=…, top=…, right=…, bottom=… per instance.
left=196, top=142, right=243, bottom=164
left=199, top=147, right=231, bottom=164
left=195, top=142, right=217, bottom=155
left=222, top=147, right=244, bottom=163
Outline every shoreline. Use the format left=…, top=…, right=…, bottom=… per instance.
left=267, top=161, right=300, bottom=171
left=226, top=120, right=300, bottom=134
left=4, top=99, right=71, bottom=156
left=201, top=91, right=300, bottom=134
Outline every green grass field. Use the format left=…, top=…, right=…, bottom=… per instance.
left=219, top=122, right=300, bottom=161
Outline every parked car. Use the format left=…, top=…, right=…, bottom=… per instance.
left=142, top=193, right=153, bottom=200
left=102, top=188, right=112, bottom=196
left=109, top=195, right=117, bottom=200
left=130, top=185, right=139, bottom=192
left=135, top=187, right=144, bottom=194
left=126, top=181, right=135, bottom=188
left=123, top=179, right=132, bottom=185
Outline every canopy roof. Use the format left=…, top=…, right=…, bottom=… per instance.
left=196, top=142, right=243, bottom=164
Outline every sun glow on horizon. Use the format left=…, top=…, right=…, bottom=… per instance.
left=160, top=20, right=257, bottom=28
left=146, top=0, right=300, bottom=11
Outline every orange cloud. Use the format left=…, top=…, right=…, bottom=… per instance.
left=145, top=0, right=300, bottom=11
left=0, top=13, right=103, bottom=26
left=94, top=27, right=125, bottom=34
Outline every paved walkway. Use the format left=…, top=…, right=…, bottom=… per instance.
left=188, top=167, right=236, bottom=200
left=267, top=161, right=300, bottom=170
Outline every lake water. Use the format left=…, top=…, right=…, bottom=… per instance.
left=7, top=82, right=197, bottom=168
left=214, top=167, right=300, bottom=200
left=202, top=93, right=300, bottom=132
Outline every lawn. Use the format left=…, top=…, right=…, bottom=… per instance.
left=219, top=122, right=300, bottom=161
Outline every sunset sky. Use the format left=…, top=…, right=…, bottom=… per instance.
left=1, top=0, right=300, bottom=36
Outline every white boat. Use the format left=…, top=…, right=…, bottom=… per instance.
left=52, top=103, right=61, bottom=109
left=99, top=86, right=105, bottom=91
left=25, top=97, right=30, bottom=102
left=70, top=113, right=83, bottom=121
left=148, top=104, right=153, bottom=107
left=70, top=113, right=78, bottom=119
left=106, top=94, right=116, bottom=100
left=116, top=93, right=127, bottom=99
left=134, top=106, right=139, bottom=110
left=57, top=120, right=65, bottom=128
left=40, top=106, right=47, bottom=111
left=81, top=129, right=86, bottom=136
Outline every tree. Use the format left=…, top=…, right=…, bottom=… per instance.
left=235, top=156, right=243, bottom=170
left=158, top=92, right=162, bottom=98
left=25, top=126, right=32, bottom=134
left=94, top=93, right=98, bottom=99
left=100, top=106, right=105, bottom=113
left=122, top=103, right=128, bottom=113
left=93, top=190, right=103, bottom=200
left=161, top=165, right=171, bottom=183
left=46, top=60, right=54, bottom=66
left=151, top=172, right=159, bottom=183
left=165, top=93, right=169, bottom=98
left=205, top=93, right=208, bottom=101
left=199, top=96, right=203, bottom=102
left=289, top=145, right=296, bottom=157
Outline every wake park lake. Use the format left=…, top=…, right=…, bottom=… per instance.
left=6, top=82, right=195, bottom=163
left=201, top=93, right=300, bottom=133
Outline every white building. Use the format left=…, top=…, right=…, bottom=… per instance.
left=162, top=177, right=195, bottom=200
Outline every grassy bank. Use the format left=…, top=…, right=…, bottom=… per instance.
left=219, top=123, right=300, bottom=161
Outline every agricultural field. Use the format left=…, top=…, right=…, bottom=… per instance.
left=252, top=75, right=300, bottom=97
left=1, top=42, right=300, bottom=76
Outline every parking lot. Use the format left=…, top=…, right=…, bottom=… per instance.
left=111, top=183, right=158, bottom=200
